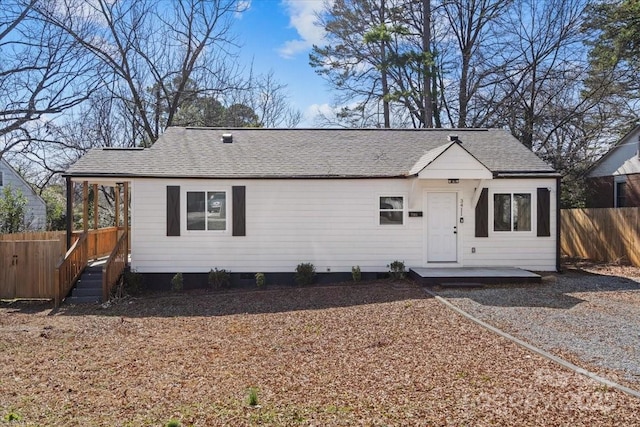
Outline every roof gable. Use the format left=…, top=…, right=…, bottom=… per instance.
left=589, top=125, right=640, bottom=177
left=409, top=141, right=493, bottom=179
left=0, top=158, right=44, bottom=204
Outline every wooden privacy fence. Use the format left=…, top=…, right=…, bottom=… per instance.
left=561, top=207, right=640, bottom=267
left=1, top=227, right=123, bottom=303
left=0, top=240, right=66, bottom=299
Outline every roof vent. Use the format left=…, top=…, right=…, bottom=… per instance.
left=222, top=133, right=233, bottom=144
left=448, top=134, right=459, bottom=142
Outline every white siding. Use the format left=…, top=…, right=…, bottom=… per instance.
left=590, top=128, right=640, bottom=177
left=130, top=177, right=558, bottom=273
left=461, top=178, right=557, bottom=271
left=417, top=144, right=492, bottom=180
left=0, top=160, right=46, bottom=230
left=131, top=178, right=423, bottom=273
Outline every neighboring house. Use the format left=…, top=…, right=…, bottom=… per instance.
left=586, top=125, right=640, bottom=208
left=0, top=158, right=46, bottom=230
left=64, top=127, right=560, bottom=278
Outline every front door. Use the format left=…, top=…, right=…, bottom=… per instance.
left=426, top=192, right=458, bottom=262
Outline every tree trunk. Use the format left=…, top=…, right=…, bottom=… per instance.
left=380, top=0, right=391, bottom=128
left=422, top=0, right=433, bottom=128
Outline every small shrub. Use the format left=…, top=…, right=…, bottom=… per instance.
left=351, top=265, right=361, bottom=282
left=255, top=272, right=265, bottom=287
left=171, top=272, right=183, bottom=292
left=295, top=262, right=316, bottom=286
left=123, top=270, right=144, bottom=295
left=3, top=412, right=22, bottom=422
left=166, top=420, right=180, bottom=427
left=387, top=260, right=406, bottom=280
left=247, top=387, right=259, bottom=406
left=209, top=268, right=231, bottom=289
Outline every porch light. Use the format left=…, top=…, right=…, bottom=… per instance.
left=448, top=179, right=459, bottom=184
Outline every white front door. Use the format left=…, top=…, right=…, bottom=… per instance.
left=426, top=192, right=458, bottom=262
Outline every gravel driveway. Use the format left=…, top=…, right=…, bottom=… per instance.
left=436, top=264, right=640, bottom=389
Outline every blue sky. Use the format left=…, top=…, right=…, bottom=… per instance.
left=233, top=1, right=333, bottom=126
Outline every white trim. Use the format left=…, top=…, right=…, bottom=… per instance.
left=377, top=194, right=407, bottom=227
left=423, top=189, right=463, bottom=267
left=489, top=190, right=535, bottom=236
left=183, top=187, right=230, bottom=234
left=471, top=180, right=487, bottom=208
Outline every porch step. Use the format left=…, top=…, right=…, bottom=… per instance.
left=65, top=266, right=103, bottom=305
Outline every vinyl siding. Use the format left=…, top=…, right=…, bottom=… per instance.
left=589, top=128, right=640, bottom=177
left=130, top=177, right=558, bottom=273
left=417, top=143, right=492, bottom=179
left=0, top=160, right=46, bottom=230
left=461, top=178, right=557, bottom=270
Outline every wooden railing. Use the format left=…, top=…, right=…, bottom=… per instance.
left=102, top=230, right=128, bottom=302
left=54, top=233, right=88, bottom=308
left=72, top=227, right=120, bottom=260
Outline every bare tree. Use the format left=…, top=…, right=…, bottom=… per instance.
left=0, top=0, right=98, bottom=159
left=42, top=0, right=247, bottom=146
left=440, top=0, right=512, bottom=127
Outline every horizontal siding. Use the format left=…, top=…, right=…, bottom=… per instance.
left=130, top=177, right=558, bottom=273
left=461, top=178, right=557, bottom=270
left=418, top=145, right=492, bottom=179
left=590, top=129, right=640, bottom=177
left=0, top=162, right=46, bottom=230
left=131, top=178, right=422, bottom=273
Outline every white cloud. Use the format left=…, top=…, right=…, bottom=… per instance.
left=235, top=0, right=251, bottom=18
left=278, top=0, right=332, bottom=59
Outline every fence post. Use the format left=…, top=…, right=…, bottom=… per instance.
left=54, top=267, right=60, bottom=308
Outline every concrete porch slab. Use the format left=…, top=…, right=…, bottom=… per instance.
left=409, top=267, right=541, bottom=285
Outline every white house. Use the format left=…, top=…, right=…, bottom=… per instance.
left=587, top=125, right=640, bottom=207
left=0, top=158, right=46, bottom=231
left=64, top=128, right=560, bottom=282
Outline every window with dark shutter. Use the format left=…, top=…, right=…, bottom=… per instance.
left=166, top=186, right=180, bottom=236
left=537, top=188, right=551, bottom=237
left=232, top=186, right=246, bottom=236
left=475, top=188, right=488, bottom=237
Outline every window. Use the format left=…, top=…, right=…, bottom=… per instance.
left=379, top=196, right=404, bottom=225
left=493, top=193, right=531, bottom=232
left=186, top=191, right=226, bottom=231
left=0, top=171, right=3, bottom=186
left=616, top=181, right=626, bottom=207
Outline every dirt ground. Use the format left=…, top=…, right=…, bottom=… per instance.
left=2, top=279, right=640, bottom=426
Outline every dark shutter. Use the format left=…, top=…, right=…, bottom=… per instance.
left=232, top=186, right=246, bottom=236
left=475, top=188, right=489, bottom=237
left=537, top=187, right=551, bottom=237
left=166, top=186, right=180, bottom=236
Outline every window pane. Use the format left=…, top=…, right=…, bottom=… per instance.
left=513, top=193, right=531, bottom=231
left=493, top=194, right=511, bottom=231
left=380, top=196, right=403, bottom=210
left=187, top=192, right=206, bottom=230
left=616, top=182, right=626, bottom=207
left=380, top=196, right=403, bottom=225
left=207, top=191, right=226, bottom=231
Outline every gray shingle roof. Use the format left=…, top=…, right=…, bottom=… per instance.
left=65, top=127, right=556, bottom=179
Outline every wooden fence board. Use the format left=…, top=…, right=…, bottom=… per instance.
left=1, top=228, right=121, bottom=301
left=561, top=207, right=640, bottom=266
left=0, top=240, right=63, bottom=299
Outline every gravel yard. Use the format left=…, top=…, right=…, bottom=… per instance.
left=437, top=263, right=640, bottom=391
left=2, top=278, right=640, bottom=426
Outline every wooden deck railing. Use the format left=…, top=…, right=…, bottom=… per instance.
left=102, top=230, right=128, bottom=302
left=54, top=233, right=88, bottom=308
left=72, top=227, right=120, bottom=260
